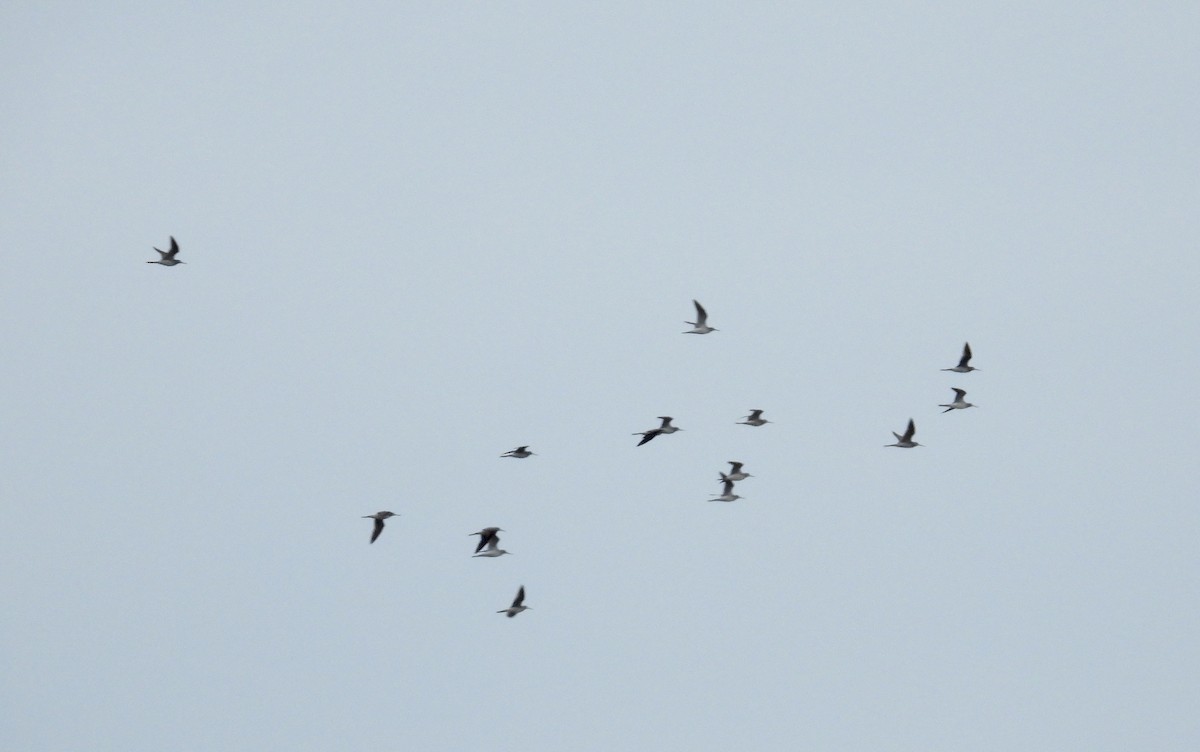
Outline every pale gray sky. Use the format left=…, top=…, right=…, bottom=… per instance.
left=3, top=3, right=1199, bottom=750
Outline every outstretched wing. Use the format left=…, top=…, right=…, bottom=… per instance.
left=369, top=517, right=385, bottom=544
left=512, top=586, right=526, bottom=608
left=959, top=342, right=973, bottom=367
left=692, top=300, right=708, bottom=325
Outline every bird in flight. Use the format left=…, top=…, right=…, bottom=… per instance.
left=473, top=534, right=512, bottom=558
left=362, top=511, right=398, bottom=543
left=683, top=300, right=717, bottom=334
left=941, top=342, right=979, bottom=373
left=497, top=585, right=530, bottom=618
left=939, top=388, right=976, bottom=413
left=147, top=236, right=185, bottom=266
left=886, top=419, right=921, bottom=448
left=710, top=477, right=743, bottom=502
left=721, top=461, right=752, bottom=482
left=470, top=526, right=504, bottom=554
left=737, top=409, right=770, bottom=427
left=501, top=446, right=535, bottom=458
left=634, top=416, right=681, bottom=446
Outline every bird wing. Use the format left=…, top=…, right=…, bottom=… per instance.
left=370, top=517, right=385, bottom=543
left=167, top=236, right=179, bottom=258
left=720, top=479, right=734, bottom=495
left=636, top=430, right=659, bottom=446
left=903, top=419, right=916, bottom=441
left=728, top=461, right=743, bottom=472
left=952, top=388, right=967, bottom=399
left=748, top=410, right=763, bottom=419
left=658, top=416, right=673, bottom=427
left=959, top=342, right=972, bottom=367
left=512, top=586, right=525, bottom=607
left=692, top=300, right=708, bottom=325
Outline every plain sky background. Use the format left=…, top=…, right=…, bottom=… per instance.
left=3, top=3, right=1198, bottom=750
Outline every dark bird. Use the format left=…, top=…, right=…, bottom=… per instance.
left=497, top=585, right=530, bottom=617
left=147, top=236, right=185, bottom=266
left=362, top=511, right=398, bottom=543
left=470, top=526, right=504, bottom=554
left=886, top=419, right=921, bottom=448
left=939, top=387, right=976, bottom=413
left=710, top=477, right=744, bottom=502
left=941, top=342, right=978, bottom=373
left=721, top=461, right=751, bottom=482
left=633, top=416, right=681, bottom=446
left=737, top=409, right=770, bottom=426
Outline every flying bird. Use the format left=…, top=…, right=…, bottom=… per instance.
left=885, top=419, right=921, bottom=448
left=362, top=511, right=398, bottom=543
left=473, top=535, right=511, bottom=558
left=939, top=388, right=976, bottom=413
left=501, top=446, right=535, bottom=458
left=710, top=478, right=743, bottom=502
left=634, top=416, right=681, bottom=446
left=147, top=236, right=185, bottom=266
left=721, top=461, right=752, bottom=482
left=470, top=527, right=504, bottom=554
left=737, top=409, right=770, bottom=427
left=942, top=342, right=979, bottom=373
left=683, top=300, right=717, bottom=334
left=497, top=585, right=530, bottom=618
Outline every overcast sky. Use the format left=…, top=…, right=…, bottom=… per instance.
left=3, top=3, right=1199, bottom=750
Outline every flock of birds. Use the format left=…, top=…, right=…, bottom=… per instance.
left=148, top=241, right=980, bottom=618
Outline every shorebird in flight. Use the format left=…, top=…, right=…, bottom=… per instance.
left=497, top=585, right=530, bottom=618
left=737, top=409, right=770, bottom=427
left=147, top=236, right=185, bottom=266
left=683, top=300, right=717, bottom=334
left=886, top=419, right=921, bottom=448
left=940, top=388, right=976, bottom=413
left=470, top=527, right=504, bottom=553
left=501, top=446, right=535, bottom=458
left=721, top=461, right=751, bottom=482
left=634, top=416, right=681, bottom=446
left=942, top=342, right=979, bottom=373
left=362, top=511, right=398, bottom=543
left=473, top=534, right=512, bottom=558
left=710, top=478, right=743, bottom=502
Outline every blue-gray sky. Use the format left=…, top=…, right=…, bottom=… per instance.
left=3, top=3, right=1198, bottom=750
